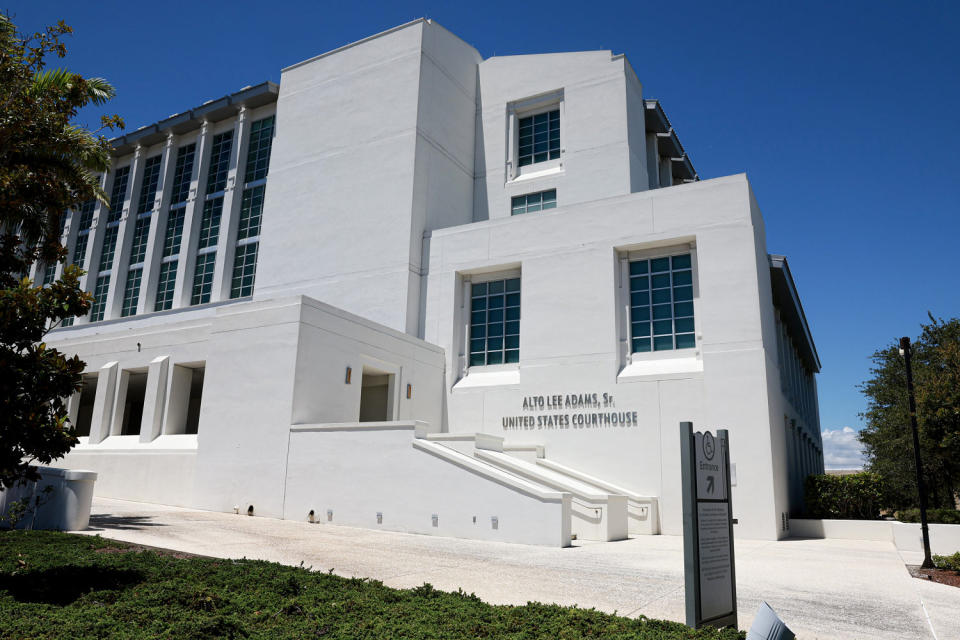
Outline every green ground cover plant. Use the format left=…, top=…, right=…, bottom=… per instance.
left=0, top=531, right=744, bottom=639
left=932, top=552, right=960, bottom=572
left=894, top=508, right=960, bottom=525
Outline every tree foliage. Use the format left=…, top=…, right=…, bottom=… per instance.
left=858, top=315, right=960, bottom=509
left=0, top=14, right=123, bottom=489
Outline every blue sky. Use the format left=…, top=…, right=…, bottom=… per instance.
left=10, top=1, right=960, bottom=465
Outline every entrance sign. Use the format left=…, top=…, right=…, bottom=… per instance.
left=680, top=422, right=737, bottom=630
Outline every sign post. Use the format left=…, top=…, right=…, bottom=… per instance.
left=680, top=421, right=737, bottom=630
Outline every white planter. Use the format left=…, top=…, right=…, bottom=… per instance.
left=0, top=467, right=98, bottom=531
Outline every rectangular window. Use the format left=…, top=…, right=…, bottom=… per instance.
left=41, top=262, right=56, bottom=286
left=230, top=242, right=258, bottom=298
left=237, top=185, right=265, bottom=240
left=154, top=262, right=178, bottom=311
left=89, top=274, right=110, bottom=322
left=628, top=254, right=695, bottom=352
left=511, top=189, right=557, bottom=215
left=107, top=166, right=130, bottom=223
left=191, top=252, right=216, bottom=305
left=197, top=198, right=223, bottom=249
left=162, top=208, right=186, bottom=257
left=128, top=217, right=151, bottom=265
left=71, top=200, right=96, bottom=269
left=99, top=225, right=119, bottom=271
left=120, top=268, right=142, bottom=317
left=245, top=116, right=275, bottom=184
left=136, top=155, right=162, bottom=214
left=206, top=131, right=233, bottom=194
left=469, top=277, right=520, bottom=366
left=518, top=109, right=560, bottom=167
left=170, top=143, right=196, bottom=205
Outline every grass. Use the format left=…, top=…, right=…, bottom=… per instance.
left=0, top=531, right=745, bottom=639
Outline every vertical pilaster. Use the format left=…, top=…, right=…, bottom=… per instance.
left=212, top=106, right=251, bottom=302
left=174, top=120, right=213, bottom=308
left=645, top=133, right=660, bottom=189
left=139, top=134, right=178, bottom=314
left=66, top=390, right=81, bottom=430
left=104, top=146, right=143, bottom=320
left=109, top=369, right=131, bottom=437
left=88, top=361, right=118, bottom=443
left=140, top=355, right=170, bottom=442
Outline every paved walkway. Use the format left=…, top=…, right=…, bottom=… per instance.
left=75, top=498, right=959, bottom=640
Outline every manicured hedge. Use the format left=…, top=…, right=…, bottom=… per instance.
left=933, top=552, right=960, bottom=572
left=894, top=508, right=960, bottom=525
left=804, top=472, right=886, bottom=519
left=0, top=531, right=745, bottom=639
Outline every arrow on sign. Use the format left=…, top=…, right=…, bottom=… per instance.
left=706, top=475, right=715, bottom=494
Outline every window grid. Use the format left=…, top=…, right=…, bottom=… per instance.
left=162, top=208, right=186, bottom=257
left=230, top=242, right=258, bottom=298
left=197, top=198, right=223, bottom=249
left=469, top=278, right=520, bottom=366
left=121, top=268, right=142, bottom=317
left=245, top=116, right=275, bottom=184
left=128, top=217, right=151, bottom=265
left=89, top=275, right=110, bottom=322
left=72, top=233, right=89, bottom=269
left=155, top=261, right=178, bottom=311
left=237, top=185, right=265, bottom=240
left=107, top=166, right=130, bottom=223
left=511, top=189, right=557, bottom=215
left=41, top=263, right=56, bottom=286
left=206, top=131, right=233, bottom=194
left=137, top=155, right=162, bottom=214
left=191, top=252, right=217, bottom=305
left=170, top=143, right=196, bottom=205
left=518, top=109, right=560, bottom=167
left=628, top=254, right=695, bottom=353
left=99, top=226, right=119, bottom=271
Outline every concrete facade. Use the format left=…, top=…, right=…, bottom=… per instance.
left=44, top=19, right=823, bottom=546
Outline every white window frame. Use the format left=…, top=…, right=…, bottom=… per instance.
left=458, top=267, right=522, bottom=378
left=507, top=90, right=564, bottom=182
left=616, top=241, right=700, bottom=367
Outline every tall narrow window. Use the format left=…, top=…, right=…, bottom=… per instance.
left=469, top=277, right=520, bottom=366
left=518, top=109, right=560, bottom=167
left=190, top=131, right=233, bottom=306
left=71, top=200, right=96, bottom=269
left=154, top=143, right=195, bottom=311
left=628, top=254, right=695, bottom=352
left=230, top=115, right=274, bottom=299
left=90, top=166, right=130, bottom=322
left=121, top=155, right=161, bottom=317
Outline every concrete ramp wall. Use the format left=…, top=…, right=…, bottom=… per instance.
left=282, top=422, right=571, bottom=547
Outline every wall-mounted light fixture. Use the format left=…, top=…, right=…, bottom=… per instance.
left=327, top=509, right=333, bottom=522
left=345, top=367, right=352, bottom=384
left=376, top=512, right=383, bottom=524
left=406, top=383, right=412, bottom=399
left=308, top=509, right=316, bottom=523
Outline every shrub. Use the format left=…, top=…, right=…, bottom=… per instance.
left=894, top=508, right=960, bottom=525
left=932, top=552, right=960, bottom=572
left=804, top=472, right=886, bottom=519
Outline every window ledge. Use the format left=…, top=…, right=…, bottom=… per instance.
left=617, top=356, right=703, bottom=382
left=454, top=368, right=520, bottom=390
left=512, top=164, right=563, bottom=183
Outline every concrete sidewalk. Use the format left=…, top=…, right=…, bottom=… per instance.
left=75, top=498, right=959, bottom=640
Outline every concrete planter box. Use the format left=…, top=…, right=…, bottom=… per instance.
left=791, top=518, right=960, bottom=555
left=0, top=467, right=97, bottom=531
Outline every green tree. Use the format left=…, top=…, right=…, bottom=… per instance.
left=0, top=14, right=123, bottom=489
left=858, top=316, right=960, bottom=509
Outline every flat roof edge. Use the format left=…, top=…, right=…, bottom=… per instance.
left=282, top=18, right=429, bottom=73
left=769, top=255, right=821, bottom=372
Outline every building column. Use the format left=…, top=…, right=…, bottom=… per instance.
left=88, top=361, right=118, bottom=443
left=212, top=105, right=252, bottom=302
left=645, top=133, right=660, bottom=188
left=174, top=120, right=213, bottom=308
left=139, top=134, right=178, bottom=315
left=140, top=355, right=169, bottom=442
left=104, top=146, right=144, bottom=320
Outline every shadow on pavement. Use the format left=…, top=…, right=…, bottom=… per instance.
left=86, top=513, right=166, bottom=531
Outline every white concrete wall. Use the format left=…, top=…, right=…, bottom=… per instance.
left=425, top=174, right=788, bottom=539
left=283, top=423, right=570, bottom=546
left=792, top=519, right=960, bottom=556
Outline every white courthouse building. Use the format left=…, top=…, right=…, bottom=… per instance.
left=42, top=19, right=823, bottom=546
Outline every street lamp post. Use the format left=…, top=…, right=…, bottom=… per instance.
left=899, top=336, right=934, bottom=569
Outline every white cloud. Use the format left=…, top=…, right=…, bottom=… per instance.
left=821, top=426, right=866, bottom=470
